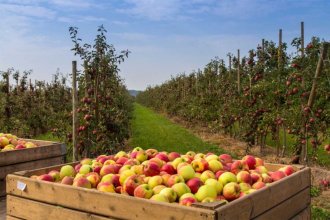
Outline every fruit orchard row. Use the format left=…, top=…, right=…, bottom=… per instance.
left=137, top=35, right=330, bottom=164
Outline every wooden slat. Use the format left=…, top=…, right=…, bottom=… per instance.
left=290, top=206, right=311, bottom=220
left=7, top=215, right=23, bottom=220
left=0, top=156, right=65, bottom=180
left=215, top=168, right=311, bottom=219
left=0, top=180, right=5, bottom=197
left=14, top=162, right=79, bottom=177
left=253, top=188, right=310, bottom=220
left=7, top=195, right=114, bottom=220
left=0, top=141, right=66, bottom=166
left=6, top=175, right=216, bottom=220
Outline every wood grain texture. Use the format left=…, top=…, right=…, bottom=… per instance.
left=0, top=180, right=5, bottom=197
left=7, top=195, right=114, bottom=220
left=6, top=175, right=216, bottom=220
left=290, top=206, right=311, bottom=220
left=6, top=215, right=23, bottom=220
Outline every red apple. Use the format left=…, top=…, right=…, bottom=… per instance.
left=191, top=159, right=209, bottom=172
left=155, top=153, right=169, bottom=162
left=223, top=182, right=240, bottom=201
left=236, top=171, right=251, bottom=184
left=145, top=148, right=158, bottom=159
left=242, top=155, right=256, bottom=170
left=219, top=154, right=233, bottom=164
left=123, top=175, right=144, bottom=196
left=97, top=182, right=115, bottom=193
left=186, top=177, right=203, bottom=193
left=143, top=162, right=161, bottom=177
left=179, top=197, right=197, bottom=206
left=61, top=176, right=74, bottom=185
left=252, top=181, right=266, bottom=189
left=168, top=152, right=181, bottom=161
left=270, top=171, right=286, bottom=182
left=278, top=165, right=295, bottom=176
left=37, top=174, right=54, bottom=182
left=166, top=174, right=185, bottom=187
left=231, top=160, right=249, bottom=174
left=134, top=184, right=154, bottom=199
left=161, top=163, right=176, bottom=175
left=73, top=177, right=91, bottom=188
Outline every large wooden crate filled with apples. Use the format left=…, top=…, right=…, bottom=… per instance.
left=0, top=134, right=66, bottom=197
left=5, top=149, right=310, bottom=220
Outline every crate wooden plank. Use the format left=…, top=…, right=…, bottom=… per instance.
left=6, top=216, right=23, bottom=220
left=0, top=156, right=65, bottom=180
left=6, top=175, right=216, bottom=220
left=290, top=206, right=311, bottom=220
left=1, top=196, right=6, bottom=218
left=215, top=168, right=311, bottom=219
left=253, top=187, right=310, bottom=220
left=7, top=195, right=114, bottom=220
left=0, top=141, right=66, bottom=166
left=0, top=180, right=5, bottom=197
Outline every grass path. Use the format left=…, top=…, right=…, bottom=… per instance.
left=128, top=103, right=227, bottom=155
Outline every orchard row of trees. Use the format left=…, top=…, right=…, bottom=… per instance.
left=0, top=26, right=133, bottom=160
left=137, top=26, right=330, bottom=164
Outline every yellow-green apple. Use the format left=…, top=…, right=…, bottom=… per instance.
left=155, top=153, right=169, bottom=162
left=161, top=163, right=176, bottom=175
left=205, top=179, right=223, bottom=194
left=208, top=159, right=223, bottom=173
left=85, top=172, right=101, bottom=188
left=247, top=188, right=257, bottom=194
left=153, top=185, right=167, bottom=194
left=205, top=154, right=219, bottom=162
left=171, top=183, right=191, bottom=198
left=186, top=177, right=203, bottom=193
left=159, top=187, right=177, bottom=202
left=219, top=154, right=233, bottom=164
left=25, top=142, right=36, bottom=148
left=60, top=165, right=76, bottom=179
left=194, top=153, right=206, bottom=159
left=177, top=162, right=190, bottom=171
left=132, top=146, right=144, bottom=152
left=81, top=158, right=93, bottom=165
left=186, top=151, right=196, bottom=158
left=270, top=170, right=286, bottom=182
left=0, top=136, right=8, bottom=147
left=123, top=174, right=144, bottom=196
left=255, top=165, right=268, bottom=174
left=150, top=194, right=169, bottom=203
left=131, top=164, right=144, bottom=175
left=115, top=151, right=128, bottom=159
left=202, top=197, right=215, bottom=203
left=279, top=165, right=295, bottom=176
left=179, top=193, right=197, bottom=202
left=223, top=182, right=240, bottom=201
left=200, top=170, right=216, bottom=183
left=101, top=174, right=120, bottom=185
left=195, top=172, right=201, bottom=178
left=195, top=185, right=217, bottom=202
left=191, top=159, right=209, bottom=172
left=97, top=182, right=115, bottom=193
left=231, top=160, right=249, bottom=174
left=161, top=173, right=171, bottom=183
left=119, top=170, right=135, bottom=185
left=48, top=170, right=60, bottom=182
left=172, top=157, right=186, bottom=169
left=148, top=175, right=163, bottom=188
left=73, top=177, right=92, bottom=188
left=181, top=155, right=193, bottom=163
left=79, top=164, right=93, bottom=174
left=143, top=162, right=161, bottom=177
left=242, top=155, right=256, bottom=169
left=134, top=184, right=154, bottom=199
left=218, top=172, right=237, bottom=186
left=177, top=164, right=195, bottom=181
left=239, top=182, right=251, bottom=192
left=2, top=145, right=14, bottom=151
left=135, top=151, right=148, bottom=163
left=100, top=164, right=121, bottom=176
left=37, top=174, right=54, bottom=182
left=116, top=157, right=129, bottom=165
left=168, top=152, right=181, bottom=161
left=252, top=181, right=266, bottom=189
left=179, top=197, right=197, bottom=206
left=119, top=165, right=132, bottom=174
left=167, top=174, right=185, bottom=187
left=236, top=171, right=252, bottom=184
left=61, top=176, right=74, bottom=185
left=145, top=148, right=158, bottom=159
left=255, top=157, right=264, bottom=167
left=124, top=159, right=140, bottom=166
left=103, top=159, right=116, bottom=165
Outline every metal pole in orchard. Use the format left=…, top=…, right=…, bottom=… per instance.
left=72, top=61, right=78, bottom=162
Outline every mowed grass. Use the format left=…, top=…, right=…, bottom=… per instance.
left=129, top=103, right=228, bottom=155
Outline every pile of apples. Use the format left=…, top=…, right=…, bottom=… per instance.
left=32, top=148, right=295, bottom=206
left=0, top=133, right=37, bottom=152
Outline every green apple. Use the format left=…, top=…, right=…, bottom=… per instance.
left=177, top=164, right=195, bottom=181
left=150, top=194, right=169, bottom=203
left=171, top=183, right=191, bottom=198
left=179, top=193, right=197, bottom=202
left=195, top=185, right=217, bottom=202
left=148, top=175, right=163, bottom=189
left=159, top=187, right=177, bottom=202
left=60, top=165, right=76, bottom=179
left=218, top=172, right=237, bottom=186
left=208, top=160, right=223, bottom=173
left=200, top=170, right=216, bottom=183
left=205, top=179, right=223, bottom=194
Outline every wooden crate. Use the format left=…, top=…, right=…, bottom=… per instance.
left=0, top=139, right=66, bottom=197
left=5, top=163, right=310, bottom=220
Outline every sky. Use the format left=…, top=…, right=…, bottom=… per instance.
left=0, top=0, right=329, bottom=90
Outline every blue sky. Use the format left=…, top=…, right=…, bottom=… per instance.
left=0, top=0, right=329, bottom=90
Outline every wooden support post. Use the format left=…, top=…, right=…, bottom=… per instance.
left=278, top=29, right=282, bottom=69
left=301, top=22, right=304, bottom=58
left=72, top=61, right=78, bottom=162
left=237, top=49, right=241, bottom=94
